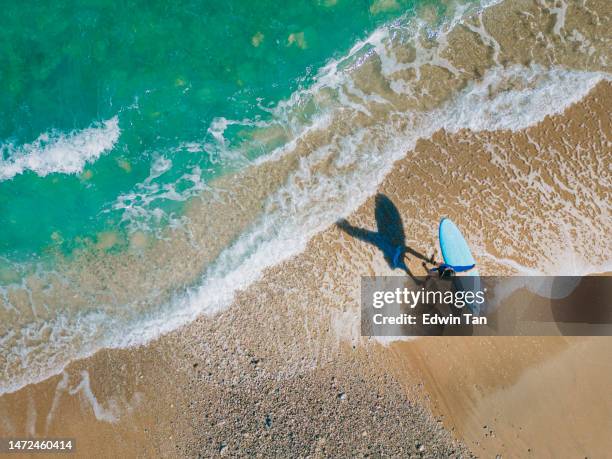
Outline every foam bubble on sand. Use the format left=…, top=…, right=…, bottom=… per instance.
left=45, top=372, right=69, bottom=433
left=26, top=395, right=36, bottom=436
left=0, top=117, right=120, bottom=181
left=66, top=370, right=143, bottom=424
left=68, top=370, right=119, bottom=423
left=444, top=65, right=609, bottom=132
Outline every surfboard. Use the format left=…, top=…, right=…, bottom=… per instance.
left=438, top=218, right=481, bottom=315
left=439, top=218, right=476, bottom=268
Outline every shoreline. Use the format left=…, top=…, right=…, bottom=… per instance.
left=2, top=0, right=611, bottom=395
left=1, top=79, right=610, bottom=457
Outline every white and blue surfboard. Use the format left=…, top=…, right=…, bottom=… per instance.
left=438, top=218, right=482, bottom=315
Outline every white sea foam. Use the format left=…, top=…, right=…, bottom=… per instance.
left=444, top=65, right=608, bottom=132
left=0, top=117, right=120, bottom=181
left=26, top=395, right=37, bottom=436
left=111, top=155, right=209, bottom=232
left=45, top=372, right=69, bottom=433
left=68, top=370, right=119, bottom=423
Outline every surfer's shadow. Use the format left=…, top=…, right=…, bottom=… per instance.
left=336, top=194, right=432, bottom=280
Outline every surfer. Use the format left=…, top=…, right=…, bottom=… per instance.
left=426, top=218, right=478, bottom=280
left=427, top=262, right=475, bottom=279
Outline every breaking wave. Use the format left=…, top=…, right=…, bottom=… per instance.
left=0, top=117, right=120, bottom=181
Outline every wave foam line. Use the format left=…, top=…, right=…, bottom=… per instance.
left=114, top=65, right=610, bottom=350
left=0, top=117, right=120, bottom=181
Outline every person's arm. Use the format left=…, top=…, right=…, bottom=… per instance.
left=430, top=263, right=449, bottom=273
left=451, top=264, right=476, bottom=272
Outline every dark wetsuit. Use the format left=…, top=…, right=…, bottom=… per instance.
left=429, top=263, right=475, bottom=279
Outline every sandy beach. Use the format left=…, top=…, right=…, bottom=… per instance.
left=1, top=0, right=611, bottom=457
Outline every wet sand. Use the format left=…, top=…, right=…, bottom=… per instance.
left=1, top=78, right=610, bottom=458
left=392, top=336, right=612, bottom=458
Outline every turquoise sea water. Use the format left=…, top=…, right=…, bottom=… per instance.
left=0, top=0, right=439, bottom=264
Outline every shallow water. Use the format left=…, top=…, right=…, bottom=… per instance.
left=1, top=0, right=433, bottom=261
